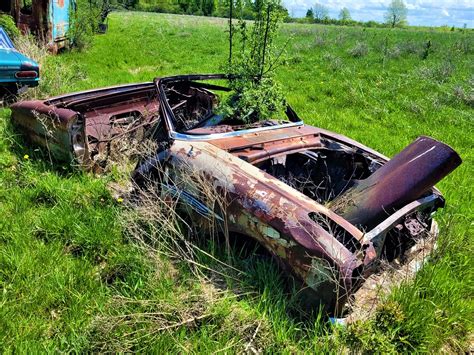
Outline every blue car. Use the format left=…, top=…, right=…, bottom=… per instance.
left=0, top=26, right=39, bottom=95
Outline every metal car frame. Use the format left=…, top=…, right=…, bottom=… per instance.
left=10, top=74, right=462, bottom=314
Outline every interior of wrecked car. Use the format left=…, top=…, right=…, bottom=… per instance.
left=158, top=75, right=301, bottom=135
left=44, top=75, right=303, bottom=167
left=46, top=76, right=383, bottom=201
left=49, top=75, right=299, bottom=140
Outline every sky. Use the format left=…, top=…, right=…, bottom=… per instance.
left=283, top=0, right=474, bottom=27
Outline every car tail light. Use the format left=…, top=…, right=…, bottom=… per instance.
left=15, top=71, right=38, bottom=78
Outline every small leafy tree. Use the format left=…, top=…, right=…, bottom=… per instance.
left=384, top=0, right=408, bottom=28
left=223, top=0, right=286, bottom=122
left=338, top=7, right=351, bottom=21
left=312, top=3, right=329, bottom=22
left=305, top=8, right=314, bottom=21
left=69, top=0, right=116, bottom=50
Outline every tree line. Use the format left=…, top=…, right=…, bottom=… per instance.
left=107, top=0, right=409, bottom=28
left=114, top=0, right=278, bottom=19
left=302, top=1, right=407, bottom=28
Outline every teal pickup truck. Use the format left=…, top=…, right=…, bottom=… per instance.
left=0, top=26, right=39, bottom=95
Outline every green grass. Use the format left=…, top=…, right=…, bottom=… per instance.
left=1, top=11, right=473, bottom=352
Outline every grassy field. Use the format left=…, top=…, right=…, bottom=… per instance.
left=1, top=12, right=473, bottom=352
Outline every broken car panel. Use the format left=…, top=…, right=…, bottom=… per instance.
left=10, top=74, right=462, bottom=314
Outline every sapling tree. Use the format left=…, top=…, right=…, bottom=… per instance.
left=69, top=0, right=117, bottom=50
left=223, top=0, right=286, bottom=122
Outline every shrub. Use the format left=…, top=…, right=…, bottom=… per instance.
left=220, top=77, right=285, bottom=122
left=453, top=84, right=474, bottom=108
left=314, top=36, right=326, bottom=47
left=0, top=14, right=20, bottom=40
left=453, top=38, right=472, bottom=54
left=418, top=60, right=455, bottom=84
left=322, top=52, right=343, bottom=71
left=397, top=40, right=419, bottom=55
left=335, top=33, right=347, bottom=45
left=433, top=60, right=455, bottom=83
left=348, top=41, right=369, bottom=57
left=388, top=46, right=401, bottom=58
left=68, top=0, right=113, bottom=50
left=420, top=40, right=432, bottom=59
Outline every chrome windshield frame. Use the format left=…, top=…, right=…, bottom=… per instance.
left=156, top=74, right=303, bottom=142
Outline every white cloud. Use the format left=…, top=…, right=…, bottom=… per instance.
left=282, top=0, right=474, bottom=27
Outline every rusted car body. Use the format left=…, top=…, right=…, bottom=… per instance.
left=10, top=74, right=462, bottom=313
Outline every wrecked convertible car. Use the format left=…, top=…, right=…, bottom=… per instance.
left=10, top=74, right=461, bottom=314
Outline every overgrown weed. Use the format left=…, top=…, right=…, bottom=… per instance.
left=10, top=34, right=87, bottom=100
left=348, top=41, right=369, bottom=57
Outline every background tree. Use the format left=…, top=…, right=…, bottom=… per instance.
left=69, top=0, right=119, bottom=49
left=384, top=0, right=408, bottom=28
left=202, top=0, right=216, bottom=16
left=338, top=7, right=351, bottom=21
left=312, top=3, right=328, bottom=22
left=305, top=8, right=314, bottom=21
left=117, top=0, right=139, bottom=9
